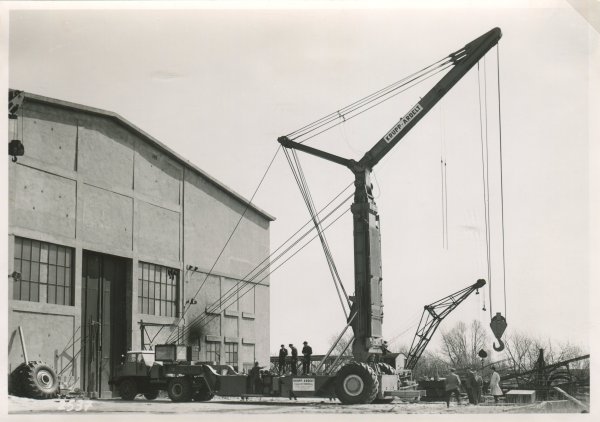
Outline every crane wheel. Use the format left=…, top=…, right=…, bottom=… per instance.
left=16, top=362, right=59, bottom=399
left=377, top=363, right=396, bottom=375
left=334, top=362, right=379, bottom=404
left=119, top=378, right=138, bottom=400
left=168, top=377, right=193, bottom=402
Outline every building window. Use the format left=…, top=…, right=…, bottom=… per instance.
left=13, top=237, right=74, bottom=305
left=205, top=342, right=221, bottom=363
left=225, top=342, right=238, bottom=370
left=138, top=262, right=178, bottom=317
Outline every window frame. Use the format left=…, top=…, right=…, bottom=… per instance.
left=137, top=261, right=179, bottom=317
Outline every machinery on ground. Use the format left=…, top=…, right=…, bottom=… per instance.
left=111, top=27, right=503, bottom=404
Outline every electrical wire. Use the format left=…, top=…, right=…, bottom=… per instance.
left=165, top=146, right=281, bottom=342
left=173, top=200, right=352, bottom=342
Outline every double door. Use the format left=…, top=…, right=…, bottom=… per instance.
left=81, top=251, right=128, bottom=397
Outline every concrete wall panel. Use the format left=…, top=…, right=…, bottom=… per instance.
left=78, top=119, right=133, bottom=191
left=223, top=316, right=238, bottom=338
left=184, top=172, right=270, bottom=282
left=137, top=201, right=180, bottom=262
left=254, top=284, right=270, bottom=365
left=21, top=103, right=77, bottom=171
left=8, top=311, right=77, bottom=378
left=182, top=272, right=221, bottom=343
left=135, top=141, right=182, bottom=206
left=12, top=165, right=76, bottom=238
left=239, top=284, right=255, bottom=313
left=222, top=277, right=238, bottom=311
left=80, top=184, right=133, bottom=250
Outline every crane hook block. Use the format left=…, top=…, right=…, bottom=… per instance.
left=490, top=312, right=507, bottom=352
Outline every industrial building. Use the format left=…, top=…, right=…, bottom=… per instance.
left=7, top=90, right=274, bottom=398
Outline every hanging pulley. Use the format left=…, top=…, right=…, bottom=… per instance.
left=490, top=312, right=507, bottom=351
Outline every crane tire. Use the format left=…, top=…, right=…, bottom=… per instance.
left=19, top=362, right=59, bottom=399
left=377, top=363, right=396, bottom=375
left=168, top=377, right=193, bottom=402
left=335, top=362, right=379, bottom=404
left=119, top=378, right=138, bottom=400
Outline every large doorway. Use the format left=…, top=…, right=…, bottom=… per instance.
left=81, top=251, right=128, bottom=398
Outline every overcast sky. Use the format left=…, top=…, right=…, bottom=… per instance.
left=2, top=1, right=598, bottom=361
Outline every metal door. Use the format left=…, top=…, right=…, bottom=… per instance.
left=81, top=252, right=127, bottom=398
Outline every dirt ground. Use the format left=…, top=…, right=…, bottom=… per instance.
left=7, top=395, right=583, bottom=415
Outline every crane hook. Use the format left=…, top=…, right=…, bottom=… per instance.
left=493, top=337, right=505, bottom=352
left=490, top=312, right=507, bottom=352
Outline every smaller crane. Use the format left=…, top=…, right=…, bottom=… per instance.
left=404, top=279, right=486, bottom=371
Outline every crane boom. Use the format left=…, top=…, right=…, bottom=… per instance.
left=404, top=279, right=486, bottom=371
left=279, top=28, right=502, bottom=363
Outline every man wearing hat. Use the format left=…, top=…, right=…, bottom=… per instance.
left=301, top=341, right=312, bottom=375
left=289, top=343, right=298, bottom=375
left=278, top=344, right=288, bottom=375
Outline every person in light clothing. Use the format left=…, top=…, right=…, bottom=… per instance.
left=489, top=366, right=503, bottom=403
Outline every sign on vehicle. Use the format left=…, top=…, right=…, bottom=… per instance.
left=292, top=378, right=315, bottom=391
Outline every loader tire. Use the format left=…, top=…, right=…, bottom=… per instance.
left=335, top=362, right=379, bottom=404
left=168, top=377, right=193, bottom=402
left=119, top=378, right=138, bottom=400
left=9, top=363, right=29, bottom=397
left=20, top=362, right=59, bottom=399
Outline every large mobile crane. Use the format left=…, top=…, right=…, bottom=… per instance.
left=111, top=27, right=503, bottom=405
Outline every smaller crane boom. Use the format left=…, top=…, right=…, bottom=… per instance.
left=404, top=279, right=486, bottom=371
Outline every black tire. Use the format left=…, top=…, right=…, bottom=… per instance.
left=373, top=397, right=395, bottom=404
left=119, top=378, right=138, bottom=400
left=143, top=388, right=159, bottom=400
left=193, top=389, right=214, bottom=402
left=9, top=363, right=29, bottom=397
left=335, top=362, right=379, bottom=404
left=20, top=362, right=59, bottom=399
left=168, top=377, right=193, bottom=402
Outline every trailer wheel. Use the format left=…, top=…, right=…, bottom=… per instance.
left=168, top=377, right=193, bottom=402
left=143, top=388, right=159, bottom=400
left=335, top=362, right=379, bottom=404
left=19, top=362, right=59, bottom=399
left=119, top=378, right=138, bottom=400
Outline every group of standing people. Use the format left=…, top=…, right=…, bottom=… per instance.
left=278, top=341, right=312, bottom=375
left=444, top=366, right=503, bottom=408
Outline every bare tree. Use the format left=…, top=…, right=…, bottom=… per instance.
left=440, top=320, right=489, bottom=369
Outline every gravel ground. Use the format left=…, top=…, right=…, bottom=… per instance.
left=7, top=395, right=582, bottom=415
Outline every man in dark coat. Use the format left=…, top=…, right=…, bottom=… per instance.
left=278, top=344, right=288, bottom=374
left=301, top=341, right=312, bottom=375
left=466, top=369, right=478, bottom=404
left=445, top=368, right=462, bottom=408
left=249, top=361, right=263, bottom=394
left=289, top=344, right=298, bottom=375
